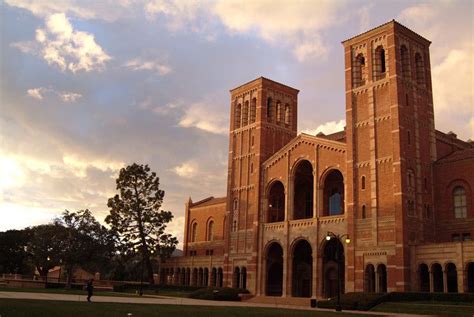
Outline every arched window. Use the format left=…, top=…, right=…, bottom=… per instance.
left=207, top=220, right=214, bottom=241
left=284, top=104, right=291, bottom=126
left=373, top=46, right=386, bottom=80
left=362, top=205, right=366, bottom=219
left=250, top=98, right=256, bottom=123
left=407, top=200, right=415, bottom=216
left=235, top=103, right=241, bottom=129
left=361, top=176, right=366, bottom=190
left=232, top=220, right=237, bottom=232
left=407, top=169, right=415, bottom=189
left=408, top=130, right=411, bottom=145
left=242, top=101, right=249, bottom=126
left=191, top=222, right=198, bottom=242
left=400, top=45, right=410, bottom=78
left=268, top=181, right=285, bottom=223
left=233, top=198, right=238, bottom=212
left=250, top=162, right=253, bottom=174
left=353, top=53, right=365, bottom=88
left=453, top=186, right=467, bottom=218
left=267, top=98, right=273, bottom=122
left=276, top=101, right=282, bottom=123
left=323, top=170, right=344, bottom=216
left=415, top=53, right=425, bottom=86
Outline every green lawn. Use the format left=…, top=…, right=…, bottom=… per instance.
left=0, top=299, right=369, bottom=317
left=371, top=301, right=474, bottom=317
left=0, top=287, right=152, bottom=298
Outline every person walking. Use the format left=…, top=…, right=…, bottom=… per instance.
left=86, top=279, right=94, bottom=302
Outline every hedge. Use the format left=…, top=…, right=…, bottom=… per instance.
left=189, top=287, right=250, bottom=301
left=113, top=283, right=202, bottom=293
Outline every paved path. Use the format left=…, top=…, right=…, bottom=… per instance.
left=0, top=291, right=429, bottom=317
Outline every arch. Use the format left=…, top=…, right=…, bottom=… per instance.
left=192, top=268, right=198, bottom=286
left=322, top=169, right=344, bottom=216
left=361, top=205, right=367, bottom=219
left=467, top=262, right=474, bottom=293
left=198, top=268, right=204, bottom=286
left=203, top=268, right=209, bottom=287
left=373, top=45, right=386, bottom=80
left=267, top=97, right=273, bottom=122
left=250, top=97, right=256, bottom=124
left=446, top=263, right=458, bottom=293
left=361, top=175, right=366, bottom=190
left=418, top=263, right=430, bottom=292
left=242, top=100, right=249, bottom=126
left=293, top=160, right=314, bottom=219
left=233, top=267, right=240, bottom=288
left=323, top=237, right=345, bottom=298
left=241, top=267, right=247, bottom=290
left=265, top=242, right=283, bottom=296
left=267, top=181, right=285, bottom=223
left=235, top=103, right=241, bottom=129
left=217, top=267, right=224, bottom=287
left=431, top=263, right=443, bottom=292
left=377, top=264, right=387, bottom=293
left=364, top=264, right=375, bottom=292
left=207, top=219, right=215, bottom=241
left=453, top=186, right=467, bottom=219
left=292, top=239, right=312, bottom=297
left=400, top=45, right=410, bottom=78
left=190, top=221, right=198, bottom=242
left=415, top=52, right=425, bottom=86
left=353, top=53, right=365, bottom=88
left=284, top=104, right=291, bottom=126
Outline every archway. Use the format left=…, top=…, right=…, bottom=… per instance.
left=291, top=240, right=312, bottom=297
left=203, top=268, right=209, bottom=287
left=467, top=262, right=474, bottom=293
left=241, top=267, right=247, bottom=290
left=293, top=160, right=313, bottom=219
left=217, top=268, right=223, bottom=287
left=419, top=263, right=430, bottom=292
left=233, top=267, right=240, bottom=288
left=432, top=263, right=443, bottom=292
left=268, top=181, right=285, bottom=222
left=377, top=264, right=387, bottom=293
left=323, top=238, right=344, bottom=298
left=323, top=170, right=344, bottom=216
left=446, top=263, right=458, bottom=293
left=211, top=268, right=217, bottom=287
left=266, top=242, right=284, bottom=296
left=364, top=264, right=375, bottom=292
left=192, top=268, right=198, bottom=286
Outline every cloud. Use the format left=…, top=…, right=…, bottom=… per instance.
left=301, top=119, right=346, bottom=136
left=13, top=13, right=111, bottom=73
left=125, top=58, right=172, bottom=75
left=178, top=102, right=228, bottom=135
left=172, top=161, right=198, bottom=178
left=27, top=87, right=82, bottom=102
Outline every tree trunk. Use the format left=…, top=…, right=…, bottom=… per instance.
left=145, top=254, right=154, bottom=285
left=65, top=265, right=73, bottom=289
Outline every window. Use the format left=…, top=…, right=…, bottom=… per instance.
left=232, top=220, right=237, bottom=232
left=251, top=135, right=254, bottom=146
left=463, top=233, right=472, bottom=241
left=276, top=101, right=282, bottom=123
left=250, top=98, right=256, bottom=123
left=353, top=53, right=365, bottom=88
left=207, top=220, right=214, bottom=241
left=407, top=169, right=415, bottom=189
left=250, top=162, right=253, bottom=174
left=267, top=98, right=273, bottom=122
left=408, top=130, right=411, bottom=145
left=400, top=45, right=410, bottom=78
left=452, top=234, right=461, bottom=242
left=205, top=249, right=214, bottom=256
left=415, top=52, right=425, bottom=86
left=405, top=93, right=409, bottom=107
left=408, top=200, right=415, bottom=216
left=284, top=104, right=291, bottom=126
left=242, top=101, right=249, bottom=126
left=191, top=222, right=198, bottom=242
left=373, top=46, right=386, bottom=80
left=235, top=103, right=241, bottom=129
left=424, top=178, right=428, bottom=191
left=453, top=186, right=467, bottom=218
left=361, top=176, right=366, bottom=190
left=362, top=205, right=366, bottom=219
left=424, top=204, right=431, bottom=219
left=233, top=198, right=238, bottom=212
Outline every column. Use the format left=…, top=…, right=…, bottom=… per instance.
left=443, top=270, right=448, bottom=293
left=375, top=268, right=380, bottom=293
left=282, top=250, right=288, bottom=296
left=429, top=270, right=434, bottom=292
left=312, top=249, right=318, bottom=298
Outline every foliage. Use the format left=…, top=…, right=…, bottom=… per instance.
left=189, top=287, right=249, bottom=301
left=105, top=163, right=178, bottom=284
left=0, top=229, right=33, bottom=274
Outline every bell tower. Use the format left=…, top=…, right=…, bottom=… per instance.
left=223, top=77, right=298, bottom=292
left=343, top=21, right=436, bottom=292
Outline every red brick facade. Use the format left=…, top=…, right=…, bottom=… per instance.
left=161, top=21, right=474, bottom=297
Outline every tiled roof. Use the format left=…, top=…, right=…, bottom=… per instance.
left=191, top=196, right=227, bottom=208
left=436, top=148, right=474, bottom=164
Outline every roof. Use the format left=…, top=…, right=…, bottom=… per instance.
left=436, top=148, right=474, bottom=165
left=190, top=196, right=227, bottom=208
left=230, top=76, right=299, bottom=93
left=316, top=130, right=346, bottom=142
left=342, top=20, right=431, bottom=45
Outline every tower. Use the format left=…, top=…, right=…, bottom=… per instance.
left=343, top=21, right=436, bottom=292
left=224, top=77, right=299, bottom=292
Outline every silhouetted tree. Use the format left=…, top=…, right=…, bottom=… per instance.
left=0, top=229, right=33, bottom=275
left=105, top=163, right=177, bottom=285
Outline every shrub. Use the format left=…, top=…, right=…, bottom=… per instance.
left=189, top=287, right=249, bottom=301
left=113, top=283, right=201, bottom=293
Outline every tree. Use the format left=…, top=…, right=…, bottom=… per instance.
left=54, top=209, right=116, bottom=288
left=105, top=163, right=178, bottom=285
left=0, top=229, right=33, bottom=275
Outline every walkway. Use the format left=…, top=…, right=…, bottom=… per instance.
left=0, top=291, right=428, bottom=317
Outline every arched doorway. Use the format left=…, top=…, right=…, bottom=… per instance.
left=293, top=160, right=313, bottom=219
left=377, top=264, right=387, bottom=293
left=446, top=263, right=458, bottom=293
left=211, top=268, right=217, bottom=287
left=292, top=240, right=312, bottom=297
left=323, top=238, right=344, bottom=298
left=323, top=170, right=344, bottom=216
left=267, top=181, right=285, bottom=222
left=467, top=262, right=474, bottom=293
left=432, top=263, right=443, bottom=292
left=203, top=268, right=209, bottom=287
left=419, top=263, right=430, bottom=292
left=241, top=267, right=247, bottom=290
left=364, top=264, right=375, bottom=292
left=266, top=242, right=284, bottom=296
left=217, top=268, right=223, bottom=287
left=233, top=267, right=240, bottom=288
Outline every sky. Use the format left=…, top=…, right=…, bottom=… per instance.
left=1, top=0, right=473, bottom=247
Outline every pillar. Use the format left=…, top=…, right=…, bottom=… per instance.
left=429, top=269, right=434, bottom=292
left=443, top=269, right=448, bottom=293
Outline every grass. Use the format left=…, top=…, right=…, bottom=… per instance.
left=0, top=287, right=151, bottom=298
left=371, top=301, right=474, bottom=317
left=0, top=299, right=370, bottom=317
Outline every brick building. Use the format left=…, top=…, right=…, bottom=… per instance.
left=161, top=20, right=474, bottom=298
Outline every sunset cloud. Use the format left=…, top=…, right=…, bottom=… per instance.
left=125, top=58, right=172, bottom=75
